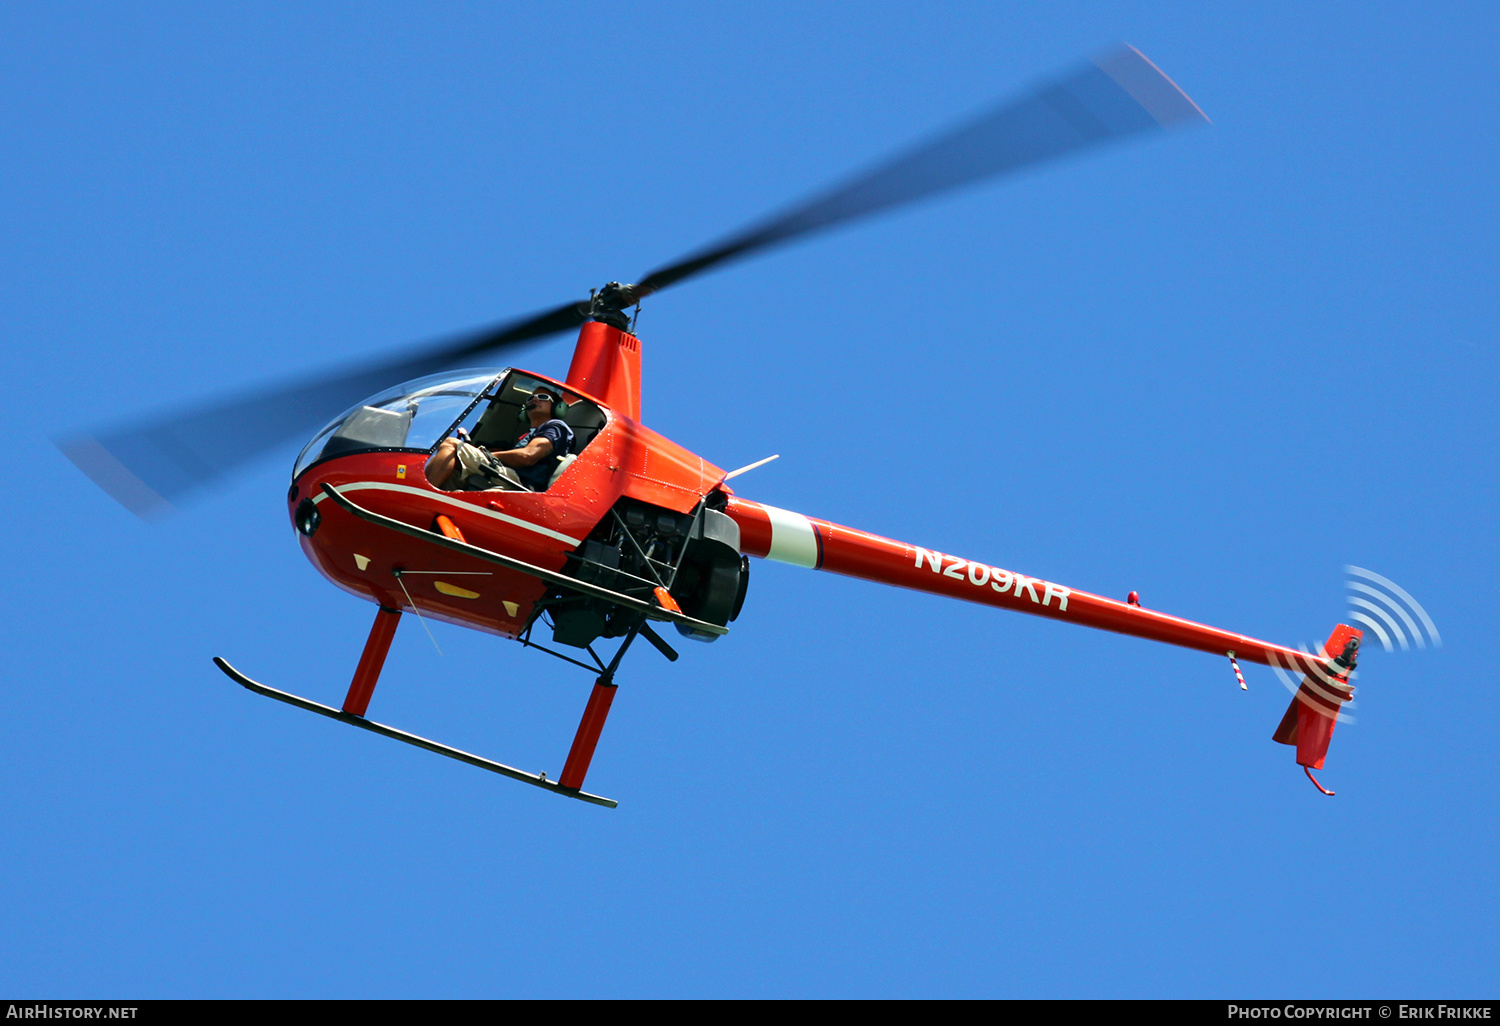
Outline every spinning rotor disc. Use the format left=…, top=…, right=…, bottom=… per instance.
left=58, top=45, right=1205, bottom=516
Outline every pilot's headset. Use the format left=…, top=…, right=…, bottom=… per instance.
left=519, top=386, right=568, bottom=424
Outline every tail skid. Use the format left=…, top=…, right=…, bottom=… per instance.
left=212, top=657, right=618, bottom=808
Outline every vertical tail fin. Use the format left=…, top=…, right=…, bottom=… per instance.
left=1272, top=624, right=1361, bottom=792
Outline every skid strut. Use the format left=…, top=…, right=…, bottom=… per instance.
left=344, top=606, right=401, bottom=716
left=558, top=624, right=641, bottom=792
left=214, top=657, right=618, bottom=807
left=560, top=682, right=617, bottom=790
left=216, top=599, right=622, bottom=808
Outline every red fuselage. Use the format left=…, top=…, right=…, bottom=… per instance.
left=292, top=320, right=1339, bottom=679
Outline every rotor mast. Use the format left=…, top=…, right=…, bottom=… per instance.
left=563, top=283, right=643, bottom=421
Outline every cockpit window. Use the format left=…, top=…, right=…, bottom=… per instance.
left=465, top=373, right=609, bottom=457
left=291, top=368, right=609, bottom=486
left=292, top=369, right=504, bottom=480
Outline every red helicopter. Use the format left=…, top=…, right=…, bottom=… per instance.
left=60, top=46, right=1359, bottom=807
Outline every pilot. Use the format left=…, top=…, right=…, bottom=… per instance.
left=425, top=386, right=574, bottom=492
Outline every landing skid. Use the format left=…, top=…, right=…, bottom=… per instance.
left=213, top=657, right=618, bottom=808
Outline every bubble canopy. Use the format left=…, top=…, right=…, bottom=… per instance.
left=293, top=369, right=506, bottom=481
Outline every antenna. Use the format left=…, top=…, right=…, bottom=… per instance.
left=723, top=454, right=780, bottom=481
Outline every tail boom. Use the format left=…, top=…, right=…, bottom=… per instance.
left=725, top=497, right=1330, bottom=674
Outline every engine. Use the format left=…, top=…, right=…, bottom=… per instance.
left=546, top=495, right=749, bottom=649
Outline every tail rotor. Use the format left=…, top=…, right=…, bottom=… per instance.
left=1271, top=625, right=1361, bottom=796
left=1345, top=565, right=1441, bottom=653
left=1266, top=569, right=1439, bottom=795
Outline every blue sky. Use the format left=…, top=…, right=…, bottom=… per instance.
left=2, top=2, right=1495, bottom=997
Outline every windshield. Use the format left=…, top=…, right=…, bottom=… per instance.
left=292, top=369, right=505, bottom=480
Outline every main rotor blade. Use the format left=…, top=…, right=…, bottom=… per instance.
left=633, top=45, right=1206, bottom=300
left=62, top=45, right=1205, bottom=519
left=56, top=299, right=588, bottom=516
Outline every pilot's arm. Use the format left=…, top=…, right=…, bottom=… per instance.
left=492, top=435, right=554, bottom=468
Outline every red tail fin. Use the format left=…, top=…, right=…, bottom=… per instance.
left=1272, top=624, right=1361, bottom=787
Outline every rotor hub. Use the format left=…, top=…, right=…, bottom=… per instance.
left=587, top=282, right=638, bottom=331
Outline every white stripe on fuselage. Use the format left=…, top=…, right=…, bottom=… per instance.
left=760, top=503, right=819, bottom=568
left=312, top=481, right=584, bottom=546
